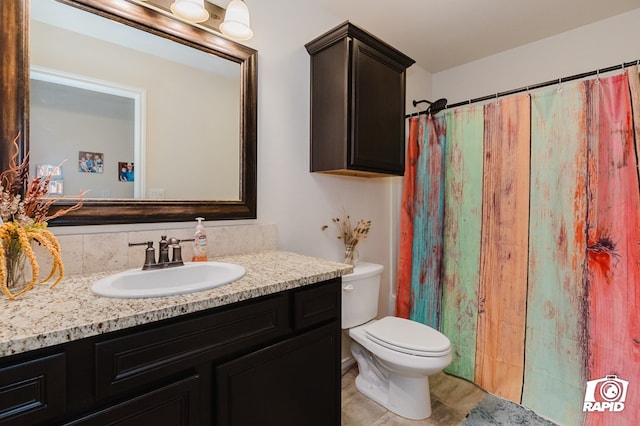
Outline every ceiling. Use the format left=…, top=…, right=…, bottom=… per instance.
left=314, top=0, right=640, bottom=73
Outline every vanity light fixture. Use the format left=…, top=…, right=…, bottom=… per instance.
left=134, top=0, right=253, bottom=41
left=219, top=0, right=253, bottom=41
left=170, top=0, right=210, bottom=23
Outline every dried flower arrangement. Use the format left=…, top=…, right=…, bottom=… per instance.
left=0, top=136, right=84, bottom=299
left=323, top=211, right=371, bottom=265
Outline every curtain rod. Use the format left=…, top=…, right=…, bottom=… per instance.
left=408, top=59, right=640, bottom=116
left=446, top=59, right=639, bottom=109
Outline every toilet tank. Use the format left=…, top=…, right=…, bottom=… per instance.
left=341, top=262, right=384, bottom=329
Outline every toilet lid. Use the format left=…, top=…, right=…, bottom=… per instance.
left=365, top=316, right=451, bottom=357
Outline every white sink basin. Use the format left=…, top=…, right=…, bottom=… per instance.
left=91, top=261, right=246, bottom=298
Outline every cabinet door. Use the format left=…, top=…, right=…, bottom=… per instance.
left=0, top=352, right=66, bottom=426
left=64, top=375, right=200, bottom=426
left=216, top=323, right=340, bottom=426
left=350, top=38, right=406, bottom=175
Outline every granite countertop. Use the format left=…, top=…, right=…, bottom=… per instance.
left=0, top=250, right=352, bottom=358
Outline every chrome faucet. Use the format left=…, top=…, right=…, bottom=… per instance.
left=129, top=236, right=193, bottom=270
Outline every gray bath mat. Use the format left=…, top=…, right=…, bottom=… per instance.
left=462, top=394, right=558, bottom=425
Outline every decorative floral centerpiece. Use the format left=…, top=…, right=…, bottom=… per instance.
left=323, top=211, right=371, bottom=265
left=0, top=136, right=83, bottom=299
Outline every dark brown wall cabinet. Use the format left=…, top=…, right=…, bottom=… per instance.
left=0, top=279, right=341, bottom=426
left=306, top=22, right=415, bottom=177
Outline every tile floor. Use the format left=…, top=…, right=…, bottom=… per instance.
left=341, top=367, right=487, bottom=425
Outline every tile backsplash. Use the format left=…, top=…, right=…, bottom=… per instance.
left=33, top=223, right=277, bottom=276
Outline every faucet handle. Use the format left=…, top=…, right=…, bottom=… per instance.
left=129, top=241, right=156, bottom=269
left=167, top=237, right=192, bottom=265
left=128, top=241, right=153, bottom=247
left=171, top=243, right=184, bottom=264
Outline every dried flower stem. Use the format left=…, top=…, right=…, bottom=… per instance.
left=327, top=211, right=371, bottom=249
left=0, top=135, right=83, bottom=299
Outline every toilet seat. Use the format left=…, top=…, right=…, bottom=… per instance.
left=364, top=316, right=451, bottom=357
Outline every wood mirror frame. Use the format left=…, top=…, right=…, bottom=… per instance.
left=0, top=0, right=257, bottom=226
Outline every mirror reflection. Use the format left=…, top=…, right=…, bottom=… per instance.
left=30, top=0, right=241, bottom=201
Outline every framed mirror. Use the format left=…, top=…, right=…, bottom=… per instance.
left=0, top=0, right=257, bottom=225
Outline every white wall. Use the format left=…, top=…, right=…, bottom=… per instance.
left=243, top=0, right=432, bottom=317
left=433, top=8, right=640, bottom=104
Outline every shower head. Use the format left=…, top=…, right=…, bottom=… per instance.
left=427, top=98, right=448, bottom=115
left=412, top=98, right=448, bottom=115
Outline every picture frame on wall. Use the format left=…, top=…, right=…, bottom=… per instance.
left=79, top=151, right=104, bottom=173
left=36, top=164, right=62, bottom=178
left=118, top=162, right=134, bottom=182
left=47, top=180, right=64, bottom=195
left=36, top=164, right=64, bottom=195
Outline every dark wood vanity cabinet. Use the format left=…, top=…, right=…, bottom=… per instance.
left=305, top=22, right=415, bottom=177
left=0, top=279, right=341, bottom=426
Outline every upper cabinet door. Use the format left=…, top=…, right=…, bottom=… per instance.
left=306, top=22, right=415, bottom=177
left=350, top=38, right=408, bottom=175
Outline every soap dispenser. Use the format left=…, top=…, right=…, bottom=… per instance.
left=192, top=217, right=208, bottom=262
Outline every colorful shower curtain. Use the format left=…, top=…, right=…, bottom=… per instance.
left=441, top=105, right=483, bottom=382
left=523, top=80, right=589, bottom=425
left=396, top=114, right=446, bottom=329
left=583, top=73, right=640, bottom=426
left=395, top=117, right=419, bottom=320
left=475, top=94, right=531, bottom=402
left=397, top=68, right=640, bottom=425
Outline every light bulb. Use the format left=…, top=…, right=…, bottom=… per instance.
left=170, top=0, right=209, bottom=23
left=220, top=0, right=253, bottom=41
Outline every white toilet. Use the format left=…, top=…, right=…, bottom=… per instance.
left=342, top=262, right=452, bottom=420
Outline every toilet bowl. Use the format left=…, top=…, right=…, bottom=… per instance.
left=342, top=262, right=452, bottom=420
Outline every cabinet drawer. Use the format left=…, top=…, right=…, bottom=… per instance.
left=65, top=375, right=200, bottom=426
left=293, top=278, right=340, bottom=331
left=0, top=352, right=66, bottom=425
left=95, top=294, right=289, bottom=400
